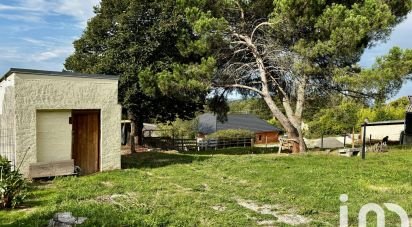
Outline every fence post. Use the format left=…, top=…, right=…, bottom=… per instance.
left=362, top=122, right=367, bottom=160
left=343, top=135, right=346, bottom=148
left=352, top=127, right=355, bottom=149
left=321, top=134, right=324, bottom=149
left=172, top=132, right=175, bottom=150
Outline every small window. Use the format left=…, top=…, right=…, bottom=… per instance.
left=258, top=135, right=262, bottom=140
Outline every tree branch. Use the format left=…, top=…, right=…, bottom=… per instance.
left=251, top=22, right=271, bottom=42
left=294, top=76, right=307, bottom=121
left=213, top=83, right=264, bottom=96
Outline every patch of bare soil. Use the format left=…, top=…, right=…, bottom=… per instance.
left=236, top=198, right=311, bottom=226
left=95, top=193, right=140, bottom=210
left=100, top=181, right=114, bottom=188
left=211, top=205, right=226, bottom=212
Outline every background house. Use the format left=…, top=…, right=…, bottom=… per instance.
left=121, top=120, right=158, bottom=145
left=198, top=113, right=282, bottom=144
left=360, top=120, right=405, bottom=142
left=0, top=68, right=121, bottom=177
left=360, top=96, right=412, bottom=144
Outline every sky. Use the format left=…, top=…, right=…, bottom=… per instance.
left=0, top=0, right=411, bottom=99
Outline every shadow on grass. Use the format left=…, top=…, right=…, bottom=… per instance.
left=180, top=147, right=279, bottom=155
left=121, top=152, right=210, bottom=169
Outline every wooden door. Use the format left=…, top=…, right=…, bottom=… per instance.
left=72, top=110, right=100, bottom=175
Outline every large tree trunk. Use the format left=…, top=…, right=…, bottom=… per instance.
left=263, top=95, right=306, bottom=153
left=128, top=110, right=136, bottom=154
left=136, top=121, right=144, bottom=146
left=282, top=123, right=302, bottom=153
left=229, top=30, right=308, bottom=153
left=297, top=130, right=307, bottom=153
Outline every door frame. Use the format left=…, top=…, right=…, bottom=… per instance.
left=71, top=109, right=101, bottom=173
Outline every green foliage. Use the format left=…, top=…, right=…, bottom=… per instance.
left=229, top=99, right=272, bottom=120
left=206, top=94, right=230, bottom=122
left=65, top=0, right=219, bottom=124
left=269, top=0, right=412, bottom=101
left=307, top=97, right=409, bottom=137
left=157, top=118, right=198, bottom=139
left=267, top=118, right=283, bottom=130
left=207, top=129, right=254, bottom=139
left=335, top=47, right=412, bottom=102
left=308, top=100, right=362, bottom=137
left=190, top=0, right=411, bottom=136
left=0, top=157, right=28, bottom=209
left=271, top=0, right=408, bottom=67
left=357, top=101, right=407, bottom=126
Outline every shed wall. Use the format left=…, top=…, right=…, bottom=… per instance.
left=361, top=124, right=404, bottom=142
left=255, top=131, right=279, bottom=144
left=13, top=73, right=121, bottom=176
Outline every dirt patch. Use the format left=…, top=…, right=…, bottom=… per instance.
left=95, top=193, right=140, bottom=210
left=367, top=185, right=391, bottom=192
left=96, top=194, right=127, bottom=203
left=256, top=220, right=276, bottom=226
left=100, top=181, right=114, bottom=188
left=236, top=198, right=311, bottom=226
left=170, top=183, right=193, bottom=192
left=366, top=184, right=412, bottom=193
left=212, top=205, right=226, bottom=212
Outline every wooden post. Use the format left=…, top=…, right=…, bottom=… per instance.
left=172, top=132, right=175, bottom=150
left=321, top=134, right=324, bottom=149
left=369, top=134, right=372, bottom=146
left=362, top=123, right=367, bottom=160
left=343, top=135, right=346, bottom=148
left=352, top=127, right=355, bottom=149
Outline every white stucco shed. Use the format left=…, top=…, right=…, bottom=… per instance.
left=0, top=68, right=121, bottom=177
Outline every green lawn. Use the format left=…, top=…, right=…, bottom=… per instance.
left=1, top=148, right=411, bottom=226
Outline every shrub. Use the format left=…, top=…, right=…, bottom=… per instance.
left=0, top=156, right=28, bottom=209
left=157, top=118, right=198, bottom=139
left=207, top=129, right=254, bottom=139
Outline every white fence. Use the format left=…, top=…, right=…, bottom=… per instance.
left=0, top=128, right=16, bottom=169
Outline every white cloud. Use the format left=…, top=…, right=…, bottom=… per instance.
left=0, top=47, right=25, bottom=62
left=0, top=0, right=100, bottom=26
left=0, top=1, right=99, bottom=73
left=0, top=13, right=44, bottom=23
left=54, top=0, right=100, bottom=26
left=0, top=4, right=21, bottom=11
left=35, top=46, right=74, bottom=61
left=21, top=37, right=50, bottom=46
